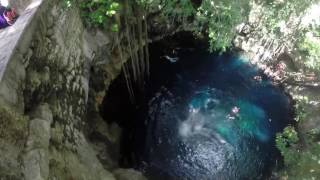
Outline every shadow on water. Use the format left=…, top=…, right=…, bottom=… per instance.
left=101, top=32, right=294, bottom=180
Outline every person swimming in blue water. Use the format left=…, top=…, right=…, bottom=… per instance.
left=0, top=5, right=17, bottom=29
left=227, top=106, right=240, bottom=120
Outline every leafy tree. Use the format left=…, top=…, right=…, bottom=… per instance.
left=195, top=0, right=250, bottom=51
left=66, top=0, right=319, bottom=55
left=160, top=0, right=196, bottom=20
left=297, top=31, right=320, bottom=71
left=79, top=0, right=120, bottom=28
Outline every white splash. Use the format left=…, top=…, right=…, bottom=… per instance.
left=179, top=108, right=205, bottom=138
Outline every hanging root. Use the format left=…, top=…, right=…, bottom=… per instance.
left=137, top=7, right=145, bottom=85
left=110, top=0, right=150, bottom=103
left=115, top=14, right=135, bottom=103
left=131, top=18, right=142, bottom=86
left=143, top=12, right=150, bottom=77
left=124, top=0, right=138, bottom=82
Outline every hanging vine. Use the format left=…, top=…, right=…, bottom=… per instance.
left=123, top=0, right=138, bottom=82
left=143, top=9, right=150, bottom=77
left=120, top=0, right=150, bottom=102
left=111, top=0, right=151, bottom=103
left=114, top=15, right=135, bottom=103
left=67, top=0, right=151, bottom=103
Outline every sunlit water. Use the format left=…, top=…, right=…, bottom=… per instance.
left=134, top=53, right=292, bottom=180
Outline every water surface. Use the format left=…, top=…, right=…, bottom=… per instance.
left=133, top=52, right=292, bottom=180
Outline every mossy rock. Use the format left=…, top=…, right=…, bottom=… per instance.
left=0, top=107, right=28, bottom=145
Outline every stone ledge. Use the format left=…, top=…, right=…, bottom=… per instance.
left=0, top=0, right=44, bottom=81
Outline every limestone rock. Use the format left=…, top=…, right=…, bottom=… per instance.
left=0, top=0, right=158, bottom=179
left=23, top=148, right=49, bottom=180
left=23, top=104, right=53, bottom=180
left=49, top=131, right=116, bottom=180
left=0, top=141, right=24, bottom=179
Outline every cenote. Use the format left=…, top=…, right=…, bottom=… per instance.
left=101, top=33, right=293, bottom=180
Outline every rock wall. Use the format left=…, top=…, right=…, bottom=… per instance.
left=0, top=0, right=149, bottom=179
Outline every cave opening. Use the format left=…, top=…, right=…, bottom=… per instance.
left=100, top=32, right=294, bottom=180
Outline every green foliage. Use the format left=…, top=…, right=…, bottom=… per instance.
left=66, top=0, right=250, bottom=52
left=276, top=124, right=320, bottom=179
left=62, top=0, right=249, bottom=52
left=64, top=0, right=318, bottom=55
left=293, top=95, right=309, bottom=122
left=297, top=32, right=320, bottom=71
left=261, top=0, right=317, bottom=35
left=0, top=107, right=28, bottom=144
left=64, top=0, right=153, bottom=30
left=196, top=0, right=250, bottom=52
left=276, top=126, right=299, bottom=165
left=160, top=0, right=196, bottom=20
left=278, top=133, right=320, bottom=180
left=149, top=0, right=250, bottom=52
left=63, top=0, right=73, bottom=8
left=147, top=0, right=316, bottom=52
left=79, top=0, right=120, bottom=27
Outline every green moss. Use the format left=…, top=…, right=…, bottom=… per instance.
left=0, top=107, right=28, bottom=144
left=0, top=174, right=22, bottom=180
left=49, top=158, right=72, bottom=180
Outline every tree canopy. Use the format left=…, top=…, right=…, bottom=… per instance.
left=64, top=0, right=319, bottom=54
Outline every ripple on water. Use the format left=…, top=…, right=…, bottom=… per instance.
left=136, top=54, right=291, bottom=180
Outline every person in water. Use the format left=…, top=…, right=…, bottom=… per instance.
left=227, top=106, right=240, bottom=120
left=0, top=6, right=17, bottom=29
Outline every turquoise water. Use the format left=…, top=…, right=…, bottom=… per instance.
left=133, top=52, right=292, bottom=180
left=189, top=88, right=270, bottom=144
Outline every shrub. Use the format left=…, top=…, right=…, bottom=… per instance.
left=276, top=126, right=299, bottom=165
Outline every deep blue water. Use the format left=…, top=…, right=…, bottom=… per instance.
left=133, top=52, right=292, bottom=180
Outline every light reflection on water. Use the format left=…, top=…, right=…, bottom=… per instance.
left=137, top=54, right=291, bottom=180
